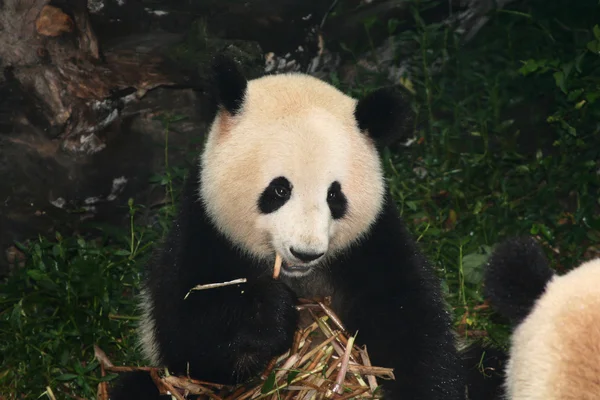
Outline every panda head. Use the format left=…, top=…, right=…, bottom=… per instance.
left=199, top=54, right=413, bottom=277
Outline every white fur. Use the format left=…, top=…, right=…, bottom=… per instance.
left=199, top=74, right=385, bottom=277
left=505, top=258, right=600, bottom=400
left=136, top=287, right=161, bottom=365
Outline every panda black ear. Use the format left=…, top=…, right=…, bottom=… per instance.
left=354, top=87, right=414, bottom=146
left=483, top=236, right=555, bottom=326
left=211, top=54, right=248, bottom=115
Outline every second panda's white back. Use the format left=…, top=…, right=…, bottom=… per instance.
left=506, top=258, right=600, bottom=400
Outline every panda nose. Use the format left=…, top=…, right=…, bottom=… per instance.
left=290, top=247, right=325, bottom=262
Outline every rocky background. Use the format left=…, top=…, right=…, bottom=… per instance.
left=0, top=0, right=519, bottom=276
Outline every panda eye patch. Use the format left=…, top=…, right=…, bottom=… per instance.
left=327, top=181, right=347, bottom=219
left=258, top=177, right=292, bottom=214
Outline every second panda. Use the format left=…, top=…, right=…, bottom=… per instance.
left=110, top=55, right=465, bottom=399
left=484, top=236, right=600, bottom=400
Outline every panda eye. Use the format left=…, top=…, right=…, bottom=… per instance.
left=327, top=190, right=337, bottom=200
left=274, top=186, right=290, bottom=199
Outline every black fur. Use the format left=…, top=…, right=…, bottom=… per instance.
left=354, top=87, right=414, bottom=146
left=211, top=54, right=248, bottom=115
left=484, top=236, right=555, bottom=325
left=109, top=371, right=169, bottom=399
left=461, top=343, right=507, bottom=400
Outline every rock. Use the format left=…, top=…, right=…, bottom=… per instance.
left=36, top=5, right=75, bottom=36
left=0, top=26, right=264, bottom=276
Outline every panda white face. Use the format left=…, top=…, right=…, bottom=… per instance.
left=199, top=73, right=386, bottom=277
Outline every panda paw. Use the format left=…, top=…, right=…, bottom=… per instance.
left=233, top=279, right=299, bottom=378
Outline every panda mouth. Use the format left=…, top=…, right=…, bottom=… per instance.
left=281, top=260, right=312, bottom=273
left=273, top=253, right=313, bottom=278
left=272, top=251, right=321, bottom=278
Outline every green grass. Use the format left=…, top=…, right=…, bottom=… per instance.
left=1, top=0, right=600, bottom=397
left=332, top=0, right=600, bottom=343
left=0, top=206, right=149, bottom=398
left=0, top=114, right=191, bottom=399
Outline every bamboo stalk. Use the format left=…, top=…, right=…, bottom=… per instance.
left=332, top=335, right=355, bottom=395
left=273, top=254, right=282, bottom=279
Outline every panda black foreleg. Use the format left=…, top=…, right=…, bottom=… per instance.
left=337, top=282, right=463, bottom=400
left=153, top=277, right=300, bottom=385
left=110, top=278, right=299, bottom=398
left=331, top=205, right=464, bottom=399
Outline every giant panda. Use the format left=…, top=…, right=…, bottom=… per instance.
left=109, top=54, right=466, bottom=399
left=484, top=236, right=600, bottom=400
